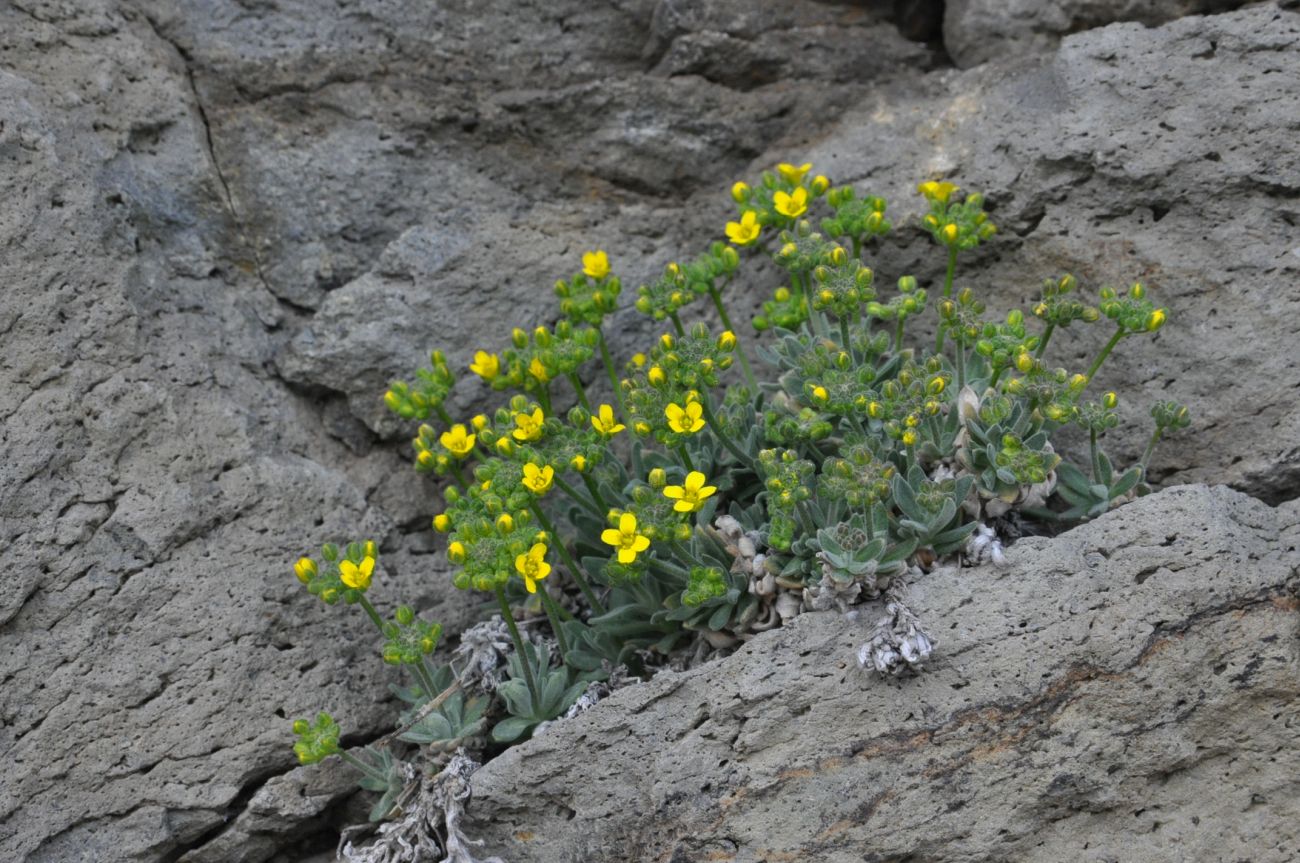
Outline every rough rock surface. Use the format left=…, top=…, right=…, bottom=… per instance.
left=467, top=484, right=1300, bottom=862
left=942, top=0, right=1250, bottom=67
left=2, top=1, right=1299, bottom=861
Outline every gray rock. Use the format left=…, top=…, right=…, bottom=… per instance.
left=943, top=0, right=1250, bottom=67
left=804, top=3, right=1300, bottom=503
left=466, top=484, right=1300, bottom=862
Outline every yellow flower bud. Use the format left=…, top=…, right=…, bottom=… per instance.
left=810, top=175, right=830, bottom=195
left=811, top=385, right=829, bottom=404
left=780, top=242, right=798, bottom=258
left=1129, top=282, right=1145, bottom=299
left=633, top=421, right=651, bottom=436
left=829, top=246, right=847, bottom=266
left=867, top=401, right=882, bottom=419
left=631, top=353, right=647, bottom=367
left=1102, top=391, right=1119, bottom=410
left=433, top=514, right=451, bottom=533
left=496, top=513, right=515, bottom=533
left=660, top=333, right=674, bottom=350
left=1015, top=352, right=1034, bottom=374
left=470, top=414, right=489, bottom=431
left=496, top=437, right=514, bottom=455
left=648, top=366, right=666, bottom=386
left=648, top=468, right=667, bottom=488
left=901, top=429, right=918, bottom=447
left=731, top=181, right=750, bottom=203
left=571, top=454, right=588, bottom=472
left=293, top=557, right=317, bottom=584
left=1146, top=308, right=1167, bottom=331
left=718, top=330, right=737, bottom=351
left=448, top=541, right=466, bottom=564
left=942, top=223, right=959, bottom=243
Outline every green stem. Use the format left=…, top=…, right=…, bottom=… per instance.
left=1035, top=324, right=1056, bottom=359
left=495, top=587, right=541, bottom=708
left=596, top=329, right=628, bottom=421
left=935, top=246, right=958, bottom=353
left=839, top=316, right=853, bottom=355
left=675, top=445, right=695, bottom=473
left=580, top=472, right=608, bottom=513
left=955, top=339, right=967, bottom=390
left=529, top=504, right=605, bottom=614
left=567, top=373, right=592, bottom=412
left=1138, top=427, right=1165, bottom=478
left=669, top=540, right=710, bottom=573
left=1090, top=428, right=1102, bottom=483
left=448, top=462, right=470, bottom=491
left=534, top=384, right=552, bottom=415
left=852, top=236, right=862, bottom=260
left=707, top=284, right=758, bottom=393
left=356, top=595, right=385, bottom=633
left=668, top=311, right=686, bottom=337
left=1085, top=328, right=1127, bottom=386
left=700, top=398, right=753, bottom=469
left=894, top=317, right=905, bottom=354
left=552, top=475, right=603, bottom=518
left=411, top=660, right=439, bottom=701
left=989, top=366, right=1004, bottom=389
left=538, top=590, right=570, bottom=659
left=435, top=405, right=455, bottom=429
left=339, top=750, right=389, bottom=785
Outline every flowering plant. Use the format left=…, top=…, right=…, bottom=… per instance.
left=286, top=164, right=1188, bottom=829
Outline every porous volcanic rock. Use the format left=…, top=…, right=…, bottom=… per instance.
left=3, top=1, right=1299, bottom=861
left=466, top=484, right=1300, bottom=862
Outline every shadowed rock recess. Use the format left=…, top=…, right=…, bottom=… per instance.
left=1, top=1, right=1297, bottom=861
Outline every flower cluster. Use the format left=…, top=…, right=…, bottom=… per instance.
left=282, top=162, right=1190, bottom=825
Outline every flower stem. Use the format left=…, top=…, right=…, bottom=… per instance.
left=894, top=317, right=905, bottom=354
left=1138, top=427, right=1165, bottom=478
left=1090, top=428, right=1102, bottom=483
left=700, top=398, right=753, bottom=469
left=538, top=590, right=570, bottom=659
left=435, top=405, right=455, bottom=429
left=707, top=284, right=758, bottom=393
left=1034, top=324, right=1056, bottom=359
left=669, top=539, right=710, bottom=572
left=356, top=595, right=386, bottom=633
left=339, top=750, right=389, bottom=786
left=553, top=475, right=603, bottom=518
left=580, top=472, right=608, bottom=512
left=530, top=504, right=605, bottom=614
left=448, top=462, right=470, bottom=492
left=596, top=328, right=628, bottom=421
left=669, top=311, right=686, bottom=337
left=567, top=373, right=592, bottom=412
left=934, top=246, right=958, bottom=353
left=495, top=587, right=541, bottom=709
left=675, top=445, right=695, bottom=473
left=411, top=660, right=439, bottom=701
left=1085, top=328, right=1127, bottom=386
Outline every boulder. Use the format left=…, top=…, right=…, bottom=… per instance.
left=466, top=484, right=1300, bottom=862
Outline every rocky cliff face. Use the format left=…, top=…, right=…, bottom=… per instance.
left=467, top=484, right=1300, bottom=862
left=1, top=2, right=1297, bottom=861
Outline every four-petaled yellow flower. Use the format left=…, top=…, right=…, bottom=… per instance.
left=665, top=401, right=705, bottom=434
left=777, top=162, right=812, bottom=184
left=725, top=211, right=762, bottom=246
left=514, top=542, right=552, bottom=593
left=591, top=404, right=625, bottom=436
left=528, top=357, right=550, bottom=383
left=917, top=180, right=959, bottom=205
left=662, top=471, right=718, bottom=513
left=512, top=407, right=545, bottom=441
left=469, top=350, right=500, bottom=381
left=440, top=424, right=476, bottom=458
left=601, top=513, right=651, bottom=564
left=582, top=250, right=610, bottom=280
left=339, top=556, right=375, bottom=590
left=522, top=462, right=555, bottom=495
left=773, top=187, right=808, bottom=219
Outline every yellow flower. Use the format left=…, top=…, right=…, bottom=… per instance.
left=591, top=404, right=626, bottom=436
left=528, top=357, right=550, bottom=383
left=293, top=557, right=316, bottom=584
left=725, top=211, right=762, bottom=246
left=469, top=351, right=500, bottom=381
left=440, top=424, right=476, bottom=459
left=662, top=471, right=718, bottom=513
left=522, top=462, right=555, bottom=495
left=777, top=162, right=812, bottom=184
left=810, top=174, right=830, bottom=195
left=514, top=543, right=552, bottom=593
left=339, top=556, right=375, bottom=590
left=665, top=401, right=705, bottom=434
left=512, top=407, right=545, bottom=441
left=773, top=187, right=808, bottom=219
left=470, top=414, right=489, bottom=431
left=918, top=180, right=960, bottom=204
left=731, top=181, right=750, bottom=203
left=648, top=365, right=666, bottom=386
left=582, top=250, right=610, bottom=280
left=601, top=513, right=651, bottom=564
